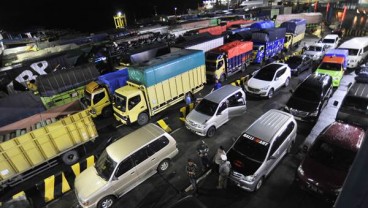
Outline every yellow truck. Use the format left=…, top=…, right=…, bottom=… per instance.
left=113, top=49, right=206, bottom=125
left=0, top=101, right=98, bottom=191
left=281, top=19, right=307, bottom=51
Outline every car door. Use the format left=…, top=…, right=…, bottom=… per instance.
left=131, top=147, right=155, bottom=182
left=227, top=92, right=247, bottom=118
left=111, top=158, right=139, bottom=196
left=215, top=101, right=229, bottom=127
left=274, top=68, right=285, bottom=90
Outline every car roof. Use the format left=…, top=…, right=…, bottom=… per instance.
left=339, top=37, right=368, bottom=49
left=309, top=43, right=324, bottom=47
left=319, top=122, right=365, bottom=152
left=300, top=74, right=331, bottom=89
left=324, top=34, right=339, bottom=39
left=347, top=82, right=368, bottom=98
left=245, top=109, right=294, bottom=143
left=107, top=123, right=166, bottom=162
left=259, top=63, right=286, bottom=73
left=204, top=85, right=242, bottom=103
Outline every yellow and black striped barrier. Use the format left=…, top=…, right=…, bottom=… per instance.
left=231, top=75, right=249, bottom=92
left=156, top=119, right=172, bottom=133
left=344, top=29, right=367, bottom=37
left=179, top=103, right=195, bottom=122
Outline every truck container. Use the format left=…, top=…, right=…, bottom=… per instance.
left=250, top=20, right=275, bottom=29
left=316, top=49, right=348, bottom=87
left=197, top=25, right=227, bottom=36
left=0, top=105, right=98, bottom=193
left=119, top=42, right=171, bottom=66
left=280, top=19, right=306, bottom=51
left=205, top=40, right=253, bottom=82
left=225, top=19, right=254, bottom=28
left=172, top=34, right=224, bottom=53
left=113, top=49, right=206, bottom=126
left=36, top=63, right=99, bottom=109
left=252, top=28, right=286, bottom=64
left=83, top=68, right=128, bottom=118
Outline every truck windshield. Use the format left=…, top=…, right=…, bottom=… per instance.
left=307, top=46, right=322, bottom=51
left=113, top=94, right=127, bottom=112
left=339, top=48, right=359, bottom=56
left=95, top=150, right=117, bottom=181
left=322, top=39, right=335, bottom=44
left=195, top=99, right=218, bottom=116
left=233, top=133, right=270, bottom=163
left=309, top=139, right=356, bottom=171
left=319, top=63, right=342, bottom=71
left=206, top=61, right=217, bottom=71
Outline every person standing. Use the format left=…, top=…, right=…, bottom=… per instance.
left=186, top=159, right=199, bottom=194
left=185, top=92, right=192, bottom=105
left=197, top=140, right=211, bottom=171
left=213, top=79, right=222, bottom=91
left=217, top=155, right=231, bottom=189
left=213, top=146, right=226, bottom=172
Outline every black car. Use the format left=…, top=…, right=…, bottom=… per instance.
left=355, top=65, right=368, bottom=83
left=284, top=74, right=333, bottom=122
left=285, top=55, right=313, bottom=76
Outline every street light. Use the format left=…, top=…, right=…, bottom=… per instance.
left=174, top=7, right=177, bottom=16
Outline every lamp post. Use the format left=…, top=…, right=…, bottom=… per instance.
left=174, top=7, right=177, bottom=16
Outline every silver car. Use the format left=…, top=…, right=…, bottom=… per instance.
left=228, top=109, right=297, bottom=191
left=303, top=43, right=328, bottom=61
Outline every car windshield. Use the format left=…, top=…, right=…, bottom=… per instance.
left=322, top=38, right=335, bottom=44
left=195, top=99, right=219, bottom=116
left=341, top=96, right=368, bottom=113
left=307, top=46, right=322, bottom=51
left=339, top=48, right=359, bottom=56
left=95, top=150, right=117, bottom=181
left=309, top=139, right=357, bottom=171
left=293, top=87, right=321, bottom=101
left=286, top=57, right=302, bottom=65
left=319, top=63, right=342, bottom=71
left=113, top=93, right=127, bottom=112
left=233, top=133, right=270, bottom=162
left=253, top=67, right=277, bottom=81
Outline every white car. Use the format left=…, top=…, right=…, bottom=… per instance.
left=320, top=34, right=340, bottom=49
left=245, top=63, right=291, bottom=98
left=303, top=43, right=328, bottom=61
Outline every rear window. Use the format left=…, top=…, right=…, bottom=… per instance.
left=233, top=133, right=270, bottom=162
left=322, top=38, right=335, bottom=44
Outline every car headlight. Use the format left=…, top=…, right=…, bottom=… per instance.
left=244, top=175, right=255, bottom=182
left=310, top=109, right=319, bottom=116
left=297, top=165, right=304, bottom=176
left=260, top=86, right=269, bottom=90
left=284, top=106, right=290, bottom=111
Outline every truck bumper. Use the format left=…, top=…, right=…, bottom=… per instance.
left=114, top=113, right=128, bottom=125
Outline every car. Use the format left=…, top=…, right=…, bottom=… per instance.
left=284, top=74, right=333, bottom=122
left=245, top=63, right=291, bottom=98
left=303, top=43, right=328, bottom=61
left=355, top=64, right=368, bottom=83
left=320, top=34, right=340, bottom=49
left=285, top=55, right=313, bottom=76
left=228, top=109, right=297, bottom=192
left=296, top=121, right=366, bottom=201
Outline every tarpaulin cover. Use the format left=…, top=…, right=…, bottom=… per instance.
left=250, top=20, right=275, bottom=29
left=226, top=20, right=253, bottom=28
left=37, top=63, right=100, bottom=97
left=280, top=19, right=307, bottom=35
left=324, top=49, right=348, bottom=68
left=0, top=92, right=45, bottom=127
left=252, top=28, right=286, bottom=43
left=98, top=69, right=128, bottom=94
left=128, top=49, right=205, bottom=87
left=276, top=13, right=322, bottom=25
left=216, top=41, right=253, bottom=59
left=174, top=34, right=219, bottom=48
left=198, top=25, right=227, bottom=36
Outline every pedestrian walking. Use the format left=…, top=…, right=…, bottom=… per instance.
left=197, top=140, right=211, bottom=171
left=185, top=92, right=192, bottom=105
left=212, top=79, right=222, bottom=91
left=186, top=159, right=199, bottom=194
left=213, top=146, right=226, bottom=172
left=217, top=154, right=231, bottom=189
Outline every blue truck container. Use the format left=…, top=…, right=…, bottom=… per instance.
left=324, top=49, right=348, bottom=69
left=250, top=20, right=275, bottom=29
left=97, top=69, right=128, bottom=94
left=280, top=19, right=307, bottom=35
left=252, top=28, right=286, bottom=64
left=128, top=49, right=205, bottom=87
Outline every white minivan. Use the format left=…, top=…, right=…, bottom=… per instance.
left=338, top=37, right=368, bottom=68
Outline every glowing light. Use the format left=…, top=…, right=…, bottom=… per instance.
left=117, top=11, right=122, bottom=16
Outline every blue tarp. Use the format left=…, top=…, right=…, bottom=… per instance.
left=325, top=49, right=348, bottom=69
left=250, top=20, right=275, bottom=29
left=98, top=69, right=128, bottom=94
left=128, top=49, right=205, bottom=87
left=280, top=19, right=307, bottom=34
left=252, top=28, right=286, bottom=43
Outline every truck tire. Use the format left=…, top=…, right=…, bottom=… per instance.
left=62, top=150, right=79, bottom=165
left=97, top=195, right=116, bottom=208
left=102, top=107, right=113, bottom=118
left=137, top=112, right=149, bottom=126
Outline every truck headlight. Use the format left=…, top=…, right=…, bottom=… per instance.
left=90, top=108, right=96, bottom=114
left=244, top=175, right=255, bottom=182
left=122, top=116, right=128, bottom=121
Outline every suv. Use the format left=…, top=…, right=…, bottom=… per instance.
left=321, top=34, right=340, bottom=49
left=303, top=43, right=328, bottom=61
left=74, top=123, right=179, bottom=208
left=245, top=63, right=291, bottom=98
left=228, top=109, right=297, bottom=192
left=296, top=122, right=366, bottom=201
left=284, top=74, right=333, bottom=122
left=336, top=82, right=368, bottom=128
left=185, top=85, right=247, bottom=137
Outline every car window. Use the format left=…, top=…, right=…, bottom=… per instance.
left=217, top=102, right=228, bottom=114
left=276, top=68, right=285, bottom=78
left=148, top=136, right=169, bottom=153
left=115, top=158, right=134, bottom=177
left=128, top=95, right=141, bottom=110
left=269, top=122, right=295, bottom=156
left=195, top=99, right=219, bottom=116
left=227, top=92, right=244, bottom=107
left=131, top=148, right=149, bottom=166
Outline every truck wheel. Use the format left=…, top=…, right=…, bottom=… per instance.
left=157, top=159, right=171, bottom=173
left=137, top=112, right=149, bottom=126
left=102, top=107, right=113, bottom=118
left=62, top=150, right=79, bottom=165
left=97, top=195, right=116, bottom=208
left=206, top=126, right=216, bottom=138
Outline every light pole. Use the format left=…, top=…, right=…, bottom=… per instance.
left=174, top=7, right=177, bottom=16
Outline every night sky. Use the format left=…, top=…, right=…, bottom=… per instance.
left=0, top=0, right=200, bottom=33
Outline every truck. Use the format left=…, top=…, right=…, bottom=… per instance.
left=205, top=40, right=253, bottom=82
left=172, top=33, right=224, bottom=53
left=113, top=49, right=206, bottom=126
left=280, top=19, right=306, bottom=51
left=252, top=28, right=286, bottom=64
left=0, top=101, right=98, bottom=196
left=83, top=68, right=129, bottom=118
left=315, top=49, right=348, bottom=87
left=119, top=42, right=171, bottom=66
left=36, top=63, right=100, bottom=109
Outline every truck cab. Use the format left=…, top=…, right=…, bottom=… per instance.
left=252, top=44, right=264, bottom=64
left=316, top=57, right=344, bottom=87
left=205, top=52, right=226, bottom=82
left=84, top=82, right=112, bottom=118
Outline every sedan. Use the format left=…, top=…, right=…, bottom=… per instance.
left=285, top=55, right=313, bottom=76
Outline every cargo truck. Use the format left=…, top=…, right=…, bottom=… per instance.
left=280, top=19, right=306, bottom=51
left=172, top=33, right=224, bottom=53
left=252, top=28, right=286, bottom=64
left=113, top=49, right=206, bottom=126
left=119, top=42, right=171, bottom=66
left=315, top=49, right=348, bottom=87
left=205, top=40, right=253, bottom=82
left=0, top=102, right=98, bottom=194
left=83, top=68, right=128, bottom=118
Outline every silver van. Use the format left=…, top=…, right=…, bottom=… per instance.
left=185, top=85, right=247, bottom=137
left=228, top=109, right=297, bottom=191
left=74, top=123, right=179, bottom=208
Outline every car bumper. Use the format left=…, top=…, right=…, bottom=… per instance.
left=229, top=173, right=257, bottom=192
left=347, top=62, right=358, bottom=68
left=185, top=123, right=207, bottom=137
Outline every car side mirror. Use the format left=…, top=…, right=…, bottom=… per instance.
left=275, top=77, right=279, bottom=81
left=289, top=89, right=294, bottom=94
left=333, top=100, right=339, bottom=106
